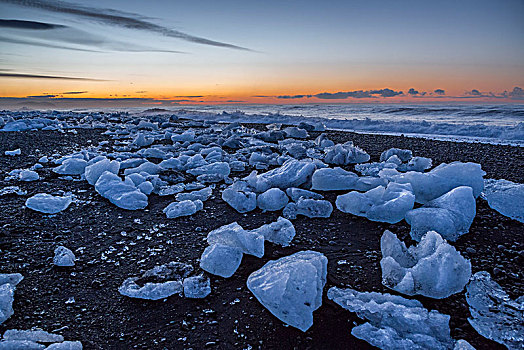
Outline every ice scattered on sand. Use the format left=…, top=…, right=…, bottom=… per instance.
left=466, top=271, right=524, bottom=349
left=206, top=222, right=264, bottom=258
left=200, top=244, right=243, bottom=278
left=252, top=217, right=296, bottom=247
left=247, top=251, right=327, bottom=332
left=53, top=246, right=76, bottom=267
left=257, top=188, right=289, bottom=212
left=380, top=230, right=471, bottom=299
left=183, top=275, right=211, bottom=299
left=246, top=159, right=315, bottom=193
left=163, top=199, right=203, bottom=219
left=483, top=178, right=524, bottom=223
left=324, top=142, right=370, bottom=165
left=25, top=194, right=72, bottom=214
left=310, top=167, right=358, bottom=191
left=95, top=171, right=148, bottom=210
left=53, top=158, right=87, bottom=176
left=0, top=274, right=23, bottom=325
left=4, top=149, right=21, bottom=156
left=283, top=198, right=333, bottom=219
left=84, top=158, right=120, bottom=185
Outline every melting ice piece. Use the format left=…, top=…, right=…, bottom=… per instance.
left=247, top=251, right=327, bottom=332
left=4, top=149, right=21, bottom=156
left=222, top=183, right=257, bottom=213
left=25, top=193, right=72, bottom=214
left=19, top=170, right=39, bottom=182
left=380, top=148, right=413, bottom=162
left=163, top=200, right=203, bottom=219
left=53, top=246, right=75, bottom=267
left=406, top=186, right=476, bottom=242
left=336, top=182, right=415, bottom=224
left=285, top=188, right=323, bottom=202
left=183, top=275, right=211, bottom=299
left=207, top=222, right=264, bottom=257
left=466, top=271, right=524, bottom=349
left=483, top=178, right=524, bottom=223
left=53, top=158, right=87, bottom=175
left=200, top=244, right=243, bottom=278
left=46, top=340, right=83, bottom=349
left=3, top=329, right=64, bottom=343
left=84, top=158, right=120, bottom=185
left=397, top=156, right=433, bottom=172
left=257, top=188, right=289, bottom=212
left=187, top=162, right=230, bottom=179
left=0, top=273, right=23, bottom=325
left=176, top=187, right=213, bottom=202
left=246, top=159, right=316, bottom=193
left=283, top=198, right=333, bottom=219
left=310, top=167, right=358, bottom=191
left=393, top=162, right=485, bottom=203
left=380, top=230, right=471, bottom=299
left=95, top=171, right=148, bottom=210
left=324, top=142, right=370, bottom=165
left=252, top=217, right=296, bottom=247
left=328, top=287, right=458, bottom=350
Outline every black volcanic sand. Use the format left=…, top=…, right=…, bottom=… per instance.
left=0, top=127, right=523, bottom=350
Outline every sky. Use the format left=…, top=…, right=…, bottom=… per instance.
left=0, top=0, right=523, bottom=108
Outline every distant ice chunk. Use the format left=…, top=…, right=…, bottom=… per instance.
left=46, top=341, right=83, bottom=350
left=84, top=158, right=120, bottom=185
left=483, top=178, right=524, bottom=223
left=247, top=251, right=327, bottom=332
left=285, top=188, right=323, bottom=202
left=257, top=188, right=289, bottom=212
left=4, top=149, right=21, bottom=156
left=380, top=148, right=413, bottom=162
left=207, top=222, right=264, bottom=257
left=95, top=171, right=148, bottom=210
left=324, top=142, right=370, bottom=165
left=406, top=186, right=476, bottom=241
left=176, top=187, right=213, bottom=202
left=252, top=217, right=295, bottom=247
left=25, top=194, right=72, bottom=214
left=53, top=158, right=87, bottom=175
left=246, top=159, right=316, bottom=193
left=328, top=287, right=457, bottom=350
left=380, top=230, right=471, bottom=299
left=19, top=170, right=39, bottom=182
left=123, top=161, right=161, bottom=175
left=200, top=244, right=243, bottom=278
left=311, top=167, right=358, bottom=191
left=0, top=274, right=23, bottom=325
left=394, top=162, right=485, bottom=203
left=171, top=130, right=195, bottom=142
left=183, top=275, right=211, bottom=299
left=163, top=200, right=203, bottom=219
left=336, top=182, right=415, bottom=224
left=466, top=271, right=524, bottom=349
left=283, top=127, right=308, bottom=139
left=283, top=198, right=333, bottom=219
left=187, top=162, right=230, bottom=179
left=398, top=156, right=433, bottom=172
left=53, top=246, right=75, bottom=267
left=222, top=183, right=257, bottom=213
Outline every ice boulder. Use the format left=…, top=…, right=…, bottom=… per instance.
left=394, top=162, right=485, bottom=203
left=466, top=271, right=524, bottom=349
left=222, top=183, right=257, bottom=213
left=285, top=188, right=323, bottom=202
left=25, top=194, right=72, bottom=214
left=246, top=159, right=316, bottom=193
left=95, top=171, right=148, bottom=210
left=483, top=178, right=524, bottom=223
left=2, top=329, right=63, bottom=343
left=19, top=170, right=39, bottom=182
left=247, top=251, right=327, bottom=332
left=310, top=167, right=358, bottom=191
left=283, top=198, right=333, bottom=219
left=183, top=275, right=211, bottom=299
left=328, top=287, right=457, bottom=350
left=200, top=244, right=243, bottom=278
left=207, top=222, right=264, bottom=257
left=84, top=158, right=120, bottom=185
left=336, top=182, right=415, bottom=224
left=406, top=186, right=476, bottom=242
left=53, top=158, right=87, bottom=175
left=257, top=188, right=289, bottom=212
left=187, top=162, right=230, bottom=179
left=163, top=200, right=203, bottom=219
left=252, top=217, right=296, bottom=247
left=398, top=156, right=433, bottom=172
left=0, top=273, right=23, bottom=325
left=53, top=246, right=75, bottom=267
left=283, top=126, right=308, bottom=139
left=176, top=187, right=213, bottom=202
left=380, top=148, right=413, bottom=162
left=380, top=230, right=471, bottom=299
left=324, top=142, right=370, bottom=165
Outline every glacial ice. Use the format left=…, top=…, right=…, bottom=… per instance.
left=18, top=170, right=39, bottom=182
left=380, top=230, right=471, bottom=299
left=2, top=330, right=63, bottom=343
left=222, top=183, right=257, bottom=213
left=163, top=200, right=203, bottom=219
left=283, top=198, right=333, bottom=219
left=466, top=271, right=523, bottom=349
left=25, top=194, right=72, bottom=214
left=200, top=244, right=243, bottom=278
left=252, top=217, right=296, bottom=247
left=46, top=341, right=83, bottom=349
left=283, top=126, right=308, bottom=139
left=285, top=187, right=323, bottom=202
left=183, top=275, right=211, bottom=299
left=398, top=156, right=433, bottom=172
left=380, top=148, right=413, bottom=162
left=175, top=187, right=213, bottom=202
left=95, top=171, right=148, bottom=210
left=0, top=274, right=23, bottom=325
left=4, top=149, right=21, bottom=156
left=328, top=287, right=458, bottom=350
left=336, top=182, right=415, bottom=224
left=53, top=246, right=76, bottom=267
left=483, top=178, right=524, bottom=223
left=206, top=222, right=264, bottom=257
left=246, top=159, right=316, bottom=193
left=53, top=158, right=87, bottom=175
left=324, top=142, right=370, bottom=165
left=187, top=162, right=230, bottom=179
left=257, top=188, right=289, bottom=211
left=247, top=251, right=327, bottom=332
left=84, top=158, right=120, bottom=185
left=310, top=167, right=358, bottom=191
left=405, top=186, right=476, bottom=242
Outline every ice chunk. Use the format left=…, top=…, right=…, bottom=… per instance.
left=0, top=340, right=45, bottom=349
left=246, top=159, right=316, bottom=192
left=53, top=158, right=87, bottom=175
left=247, top=251, right=327, bottom=332
left=0, top=274, right=23, bottom=325
left=466, top=271, right=524, bottom=349
left=123, top=161, right=161, bottom=175
left=25, top=194, right=72, bottom=214
left=398, top=156, right=433, bottom=172
left=84, top=158, right=120, bottom=185
left=200, top=244, right=243, bottom=278
left=283, top=126, right=308, bottom=139
left=3, top=330, right=63, bottom=343
left=187, top=162, right=230, bottom=179
left=53, top=246, right=75, bottom=267
left=163, top=200, right=203, bottom=219
left=483, top=178, right=524, bottom=223
left=95, top=171, right=148, bottom=210
left=4, top=149, right=21, bottom=156
left=310, top=167, right=358, bottom=191
left=285, top=188, right=323, bottom=202
left=171, top=130, right=195, bottom=142
left=207, top=222, right=264, bottom=257
left=336, top=182, right=415, bottom=224
left=257, top=188, right=289, bottom=212
left=394, top=162, right=485, bottom=203
left=328, top=287, right=456, bottom=350
left=183, top=275, right=211, bottom=299
left=406, top=186, right=476, bottom=241
left=380, top=230, right=471, bottom=299
left=46, top=341, right=83, bottom=350
left=19, top=170, right=39, bottom=182
left=252, top=217, right=295, bottom=247
left=176, top=187, right=213, bottom=202
left=324, top=143, right=370, bottom=165
left=283, top=198, right=333, bottom=219
left=380, top=148, right=413, bottom=162
left=222, top=184, right=257, bottom=213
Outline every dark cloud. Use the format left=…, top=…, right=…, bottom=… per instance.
left=2, top=0, right=251, bottom=51
left=466, top=89, right=482, bottom=96
left=277, top=94, right=313, bottom=99
left=0, top=19, right=66, bottom=30
left=0, top=35, right=102, bottom=52
left=26, top=94, right=56, bottom=98
left=407, top=88, right=419, bottom=95
left=62, top=91, right=88, bottom=94
left=509, top=87, right=524, bottom=99
left=0, top=72, right=107, bottom=81
left=314, top=88, right=403, bottom=99
left=433, top=89, right=445, bottom=95
left=173, top=95, right=204, bottom=98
